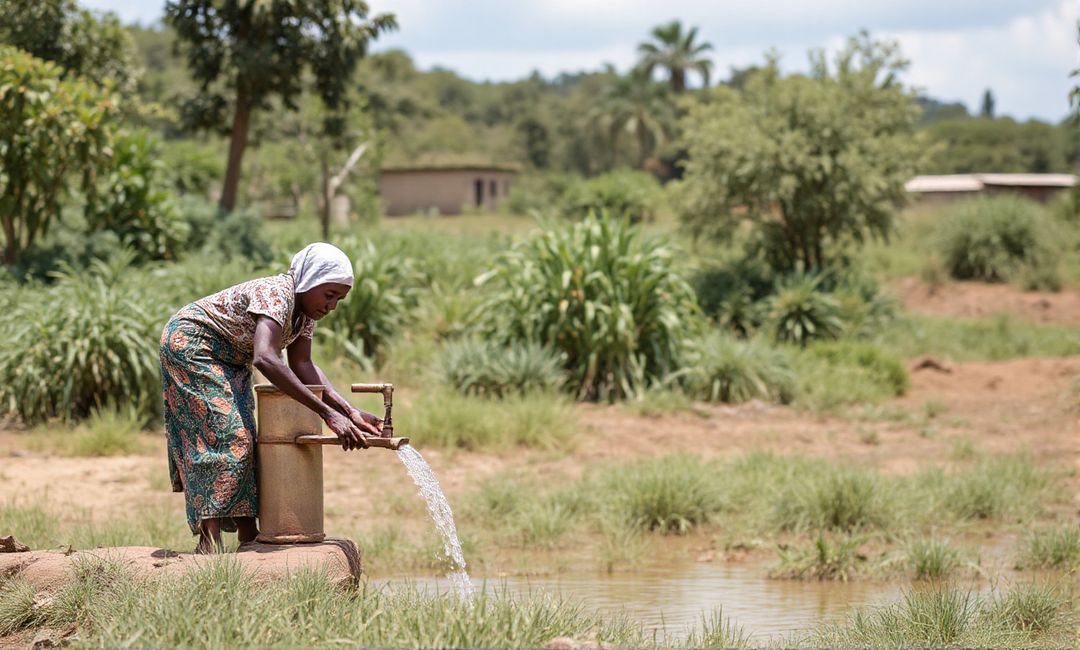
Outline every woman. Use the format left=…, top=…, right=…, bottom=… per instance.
left=159, top=242, right=383, bottom=554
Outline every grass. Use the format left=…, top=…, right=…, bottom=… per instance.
left=772, top=466, right=889, bottom=533
left=26, top=405, right=150, bottom=457
left=596, top=454, right=725, bottom=535
left=875, top=313, right=1080, bottom=362
left=1015, top=524, right=1080, bottom=570
left=2, top=556, right=770, bottom=649
left=0, top=500, right=192, bottom=552
left=905, top=537, right=964, bottom=580
left=773, top=533, right=871, bottom=581
left=808, top=583, right=1073, bottom=647
left=397, top=390, right=577, bottom=452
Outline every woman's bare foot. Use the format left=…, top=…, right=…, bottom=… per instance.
left=195, top=518, right=224, bottom=555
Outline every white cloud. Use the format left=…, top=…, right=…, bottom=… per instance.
left=883, top=0, right=1077, bottom=120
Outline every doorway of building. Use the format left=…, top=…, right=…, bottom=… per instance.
left=474, top=179, right=484, bottom=207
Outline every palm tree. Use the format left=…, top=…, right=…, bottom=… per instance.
left=586, top=67, right=674, bottom=168
left=637, top=20, right=713, bottom=93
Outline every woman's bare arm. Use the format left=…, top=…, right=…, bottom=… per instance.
left=286, top=333, right=382, bottom=436
left=252, top=316, right=368, bottom=449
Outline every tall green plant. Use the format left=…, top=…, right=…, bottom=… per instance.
left=0, top=255, right=161, bottom=424
left=320, top=237, right=424, bottom=361
left=477, top=214, right=701, bottom=401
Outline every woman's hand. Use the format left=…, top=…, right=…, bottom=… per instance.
left=323, top=410, right=369, bottom=450
left=349, top=409, right=386, bottom=437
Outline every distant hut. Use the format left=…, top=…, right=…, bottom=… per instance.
left=378, top=163, right=520, bottom=216
left=905, top=173, right=1077, bottom=204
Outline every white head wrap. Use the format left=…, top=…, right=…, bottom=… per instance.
left=289, top=242, right=354, bottom=294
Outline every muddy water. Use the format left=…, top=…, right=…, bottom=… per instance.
left=380, top=561, right=911, bottom=641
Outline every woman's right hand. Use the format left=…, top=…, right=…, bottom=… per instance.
left=323, top=410, right=369, bottom=451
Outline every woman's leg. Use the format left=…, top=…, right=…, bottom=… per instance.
left=236, top=517, right=259, bottom=544
left=196, top=518, right=224, bottom=554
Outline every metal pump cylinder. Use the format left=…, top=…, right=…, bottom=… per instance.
left=254, top=384, right=326, bottom=544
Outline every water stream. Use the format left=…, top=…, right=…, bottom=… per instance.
left=394, top=443, right=473, bottom=601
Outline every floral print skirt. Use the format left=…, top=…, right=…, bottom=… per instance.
left=160, top=305, right=257, bottom=535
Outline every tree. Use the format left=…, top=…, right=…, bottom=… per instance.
left=980, top=88, right=995, bottom=118
left=587, top=68, right=675, bottom=168
left=637, top=20, right=713, bottom=93
left=164, top=0, right=395, bottom=212
left=674, top=34, right=922, bottom=272
left=922, top=118, right=1069, bottom=174
left=0, top=46, right=117, bottom=265
left=0, top=0, right=139, bottom=94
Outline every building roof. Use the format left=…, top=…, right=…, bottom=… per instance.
left=906, top=173, right=1078, bottom=193
left=381, top=163, right=521, bottom=174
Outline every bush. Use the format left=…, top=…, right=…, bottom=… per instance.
left=691, top=257, right=773, bottom=335
left=559, top=169, right=663, bottom=223
left=85, top=129, right=188, bottom=263
left=933, top=196, right=1062, bottom=287
left=477, top=214, right=701, bottom=401
left=439, top=339, right=564, bottom=398
left=675, top=333, right=795, bottom=403
left=764, top=273, right=845, bottom=346
left=0, top=256, right=161, bottom=424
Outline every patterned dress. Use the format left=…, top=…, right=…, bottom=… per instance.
left=159, top=273, right=316, bottom=534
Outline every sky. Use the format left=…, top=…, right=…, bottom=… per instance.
left=85, top=0, right=1079, bottom=123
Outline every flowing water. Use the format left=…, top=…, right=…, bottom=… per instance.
left=394, top=443, right=473, bottom=600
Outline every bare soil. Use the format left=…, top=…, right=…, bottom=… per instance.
left=891, top=276, right=1080, bottom=325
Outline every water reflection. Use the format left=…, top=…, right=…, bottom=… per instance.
left=378, top=562, right=907, bottom=640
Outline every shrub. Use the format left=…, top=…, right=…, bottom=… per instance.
left=439, top=339, right=564, bottom=398
left=933, top=196, right=1062, bottom=287
left=0, top=257, right=161, bottom=424
left=764, top=273, right=844, bottom=346
left=85, top=129, right=188, bottom=263
left=560, top=168, right=663, bottom=223
left=691, top=257, right=773, bottom=335
left=477, top=214, right=701, bottom=401
left=674, top=333, right=795, bottom=403
left=987, top=582, right=1070, bottom=635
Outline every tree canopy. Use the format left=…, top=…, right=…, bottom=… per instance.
left=637, top=20, right=713, bottom=93
left=164, top=0, right=396, bottom=211
left=674, top=35, right=923, bottom=272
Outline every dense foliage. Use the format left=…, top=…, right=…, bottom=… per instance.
left=478, top=215, right=701, bottom=401
left=0, top=46, right=117, bottom=265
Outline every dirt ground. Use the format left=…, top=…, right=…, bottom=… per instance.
left=892, top=276, right=1080, bottom=325
left=2, top=279, right=1078, bottom=552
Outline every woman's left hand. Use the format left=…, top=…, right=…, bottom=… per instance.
left=349, top=409, right=385, bottom=437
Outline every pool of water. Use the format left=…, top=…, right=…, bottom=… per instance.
left=378, top=561, right=913, bottom=641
